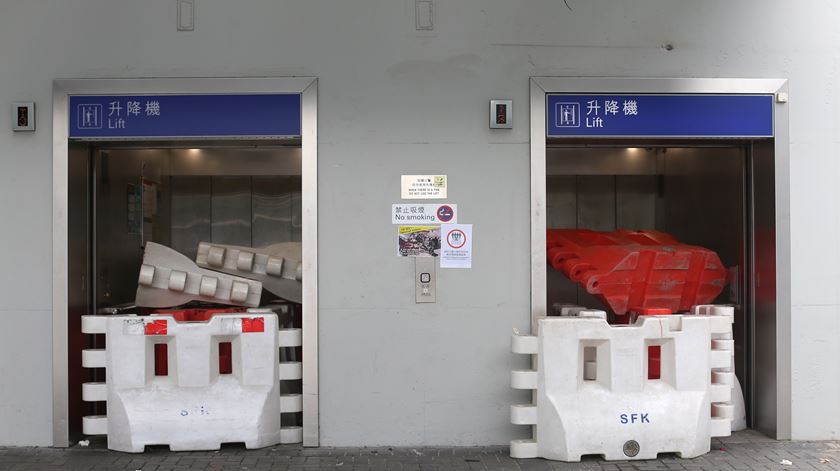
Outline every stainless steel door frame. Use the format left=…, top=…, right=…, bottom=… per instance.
left=52, top=77, right=320, bottom=447
left=530, top=77, right=791, bottom=439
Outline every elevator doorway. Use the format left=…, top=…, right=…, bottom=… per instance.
left=546, top=144, right=751, bottom=416
left=67, top=143, right=304, bottom=445
left=530, top=77, right=791, bottom=439
left=53, top=78, right=319, bottom=448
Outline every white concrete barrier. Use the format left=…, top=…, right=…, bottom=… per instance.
left=510, top=310, right=734, bottom=461
left=551, top=302, right=748, bottom=433
left=692, top=305, right=747, bottom=431
left=196, top=242, right=302, bottom=303
left=135, top=242, right=263, bottom=308
left=81, top=309, right=303, bottom=452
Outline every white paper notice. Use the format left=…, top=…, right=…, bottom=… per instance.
left=440, top=224, right=472, bottom=268
left=401, top=175, right=447, bottom=199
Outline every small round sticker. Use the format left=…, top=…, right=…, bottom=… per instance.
left=623, top=440, right=640, bottom=457
left=437, top=205, right=455, bottom=223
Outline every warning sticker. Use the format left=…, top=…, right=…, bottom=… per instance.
left=392, top=204, right=457, bottom=224
left=401, top=175, right=447, bottom=199
left=398, top=226, right=440, bottom=257
left=440, top=224, right=472, bottom=268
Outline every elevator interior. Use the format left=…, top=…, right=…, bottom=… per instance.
left=544, top=141, right=777, bottom=432
left=67, top=141, right=303, bottom=441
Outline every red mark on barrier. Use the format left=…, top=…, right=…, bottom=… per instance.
left=241, top=317, right=264, bottom=333
left=144, top=319, right=168, bottom=335
left=154, top=344, right=169, bottom=376
left=219, top=342, right=232, bottom=374
left=636, top=308, right=672, bottom=316
left=648, top=345, right=662, bottom=380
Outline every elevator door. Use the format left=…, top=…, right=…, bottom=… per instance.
left=69, top=144, right=303, bottom=442
left=93, top=146, right=302, bottom=309
left=545, top=145, right=750, bottom=421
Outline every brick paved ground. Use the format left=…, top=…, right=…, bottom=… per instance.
left=1, top=430, right=838, bottom=471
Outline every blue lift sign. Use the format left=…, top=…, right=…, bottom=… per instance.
left=547, top=94, right=774, bottom=138
left=69, top=94, right=301, bottom=139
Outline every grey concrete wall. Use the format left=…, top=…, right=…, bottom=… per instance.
left=0, top=0, right=837, bottom=445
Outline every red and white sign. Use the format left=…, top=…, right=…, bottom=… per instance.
left=440, top=224, right=472, bottom=269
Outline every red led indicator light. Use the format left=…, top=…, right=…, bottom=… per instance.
left=17, top=107, right=29, bottom=127
left=496, top=104, right=507, bottom=124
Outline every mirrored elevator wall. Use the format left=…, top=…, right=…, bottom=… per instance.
left=94, top=147, right=302, bottom=308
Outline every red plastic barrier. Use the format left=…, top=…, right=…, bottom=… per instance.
left=149, top=308, right=246, bottom=376
left=547, top=229, right=727, bottom=316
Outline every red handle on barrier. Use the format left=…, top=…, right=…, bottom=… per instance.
left=144, top=320, right=168, bottom=335
left=241, top=317, right=265, bottom=333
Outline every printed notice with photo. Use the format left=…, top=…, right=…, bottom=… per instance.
left=398, top=226, right=440, bottom=257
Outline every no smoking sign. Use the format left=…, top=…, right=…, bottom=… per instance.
left=392, top=204, right=458, bottom=224
left=436, top=205, right=455, bottom=223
